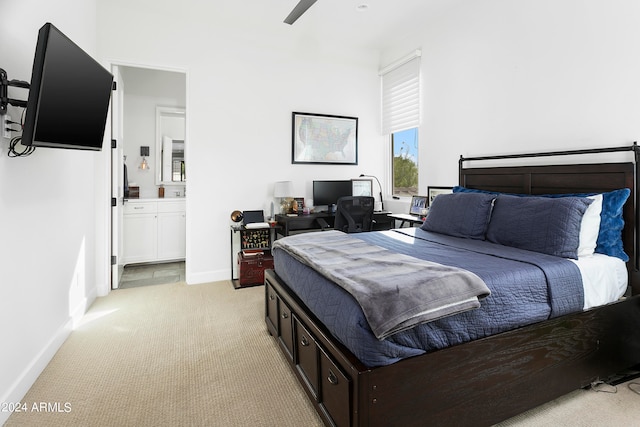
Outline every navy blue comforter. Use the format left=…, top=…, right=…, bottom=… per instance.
left=273, top=228, right=584, bottom=367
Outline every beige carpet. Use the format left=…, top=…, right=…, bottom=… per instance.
left=5, top=280, right=640, bottom=427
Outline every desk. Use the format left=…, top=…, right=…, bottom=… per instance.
left=387, top=213, right=425, bottom=228
left=276, top=211, right=393, bottom=237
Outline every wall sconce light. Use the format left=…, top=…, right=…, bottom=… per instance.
left=139, top=146, right=150, bottom=170
left=273, top=181, right=294, bottom=214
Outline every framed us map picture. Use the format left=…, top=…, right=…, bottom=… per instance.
left=291, top=112, right=358, bottom=165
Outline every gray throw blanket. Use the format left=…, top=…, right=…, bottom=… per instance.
left=273, top=230, right=491, bottom=340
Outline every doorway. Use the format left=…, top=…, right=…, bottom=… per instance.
left=119, top=261, right=186, bottom=289
left=111, top=64, right=188, bottom=289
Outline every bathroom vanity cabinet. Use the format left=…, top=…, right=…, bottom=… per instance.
left=122, top=199, right=186, bottom=265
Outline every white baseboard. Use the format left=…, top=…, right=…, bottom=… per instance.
left=0, top=289, right=97, bottom=426
left=0, top=318, right=73, bottom=426
left=70, top=287, right=97, bottom=329
left=186, top=268, right=229, bottom=285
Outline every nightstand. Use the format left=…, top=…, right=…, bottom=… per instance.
left=230, top=224, right=279, bottom=289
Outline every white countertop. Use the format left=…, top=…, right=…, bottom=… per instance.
left=125, top=198, right=186, bottom=202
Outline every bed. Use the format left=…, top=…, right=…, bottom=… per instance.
left=264, top=146, right=640, bottom=427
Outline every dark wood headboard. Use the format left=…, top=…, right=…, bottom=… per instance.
left=459, top=146, right=639, bottom=296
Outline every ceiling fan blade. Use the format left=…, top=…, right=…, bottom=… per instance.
left=284, top=0, right=318, bottom=25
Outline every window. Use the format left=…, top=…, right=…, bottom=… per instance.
left=380, top=50, right=421, bottom=197
left=392, top=128, right=419, bottom=196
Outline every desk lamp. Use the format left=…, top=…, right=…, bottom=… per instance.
left=359, top=174, right=384, bottom=211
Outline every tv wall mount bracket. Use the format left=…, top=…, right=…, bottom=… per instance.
left=0, top=68, right=30, bottom=115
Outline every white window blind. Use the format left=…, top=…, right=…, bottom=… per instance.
left=380, top=50, right=421, bottom=135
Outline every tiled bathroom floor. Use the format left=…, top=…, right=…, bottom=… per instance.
left=119, top=261, right=186, bottom=289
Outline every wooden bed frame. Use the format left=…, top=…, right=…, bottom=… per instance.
left=265, top=146, right=640, bottom=427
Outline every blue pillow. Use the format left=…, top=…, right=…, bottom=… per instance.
left=485, top=194, right=593, bottom=259
left=453, top=186, right=497, bottom=195
left=421, top=192, right=495, bottom=240
left=454, top=186, right=630, bottom=261
left=593, top=188, right=630, bottom=261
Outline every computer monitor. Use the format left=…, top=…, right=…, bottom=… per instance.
left=312, top=180, right=352, bottom=207
left=351, top=178, right=373, bottom=197
left=409, top=195, right=428, bottom=215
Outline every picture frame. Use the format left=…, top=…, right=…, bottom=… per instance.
left=427, top=186, right=453, bottom=206
left=292, top=197, right=305, bottom=214
left=351, top=178, right=373, bottom=197
left=292, top=112, right=358, bottom=165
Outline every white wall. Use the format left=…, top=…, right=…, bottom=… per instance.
left=0, top=1, right=102, bottom=423
left=382, top=0, right=640, bottom=192
left=96, top=0, right=385, bottom=284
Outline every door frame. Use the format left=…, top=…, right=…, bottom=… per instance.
left=110, top=64, right=124, bottom=289
left=107, top=60, right=189, bottom=291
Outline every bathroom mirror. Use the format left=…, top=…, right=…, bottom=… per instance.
left=155, top=106, right=186, bottom=185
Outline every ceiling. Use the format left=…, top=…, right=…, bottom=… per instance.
left=240, top=0, right=466, bottom=51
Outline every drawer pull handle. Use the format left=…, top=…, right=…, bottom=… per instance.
left=269, top=294, right=275, bottom=301
left=327, top=371, right=339, bottom=385
left=281, top=312, right=289, bottom=319
left=300, top=336, right=309, bottom=347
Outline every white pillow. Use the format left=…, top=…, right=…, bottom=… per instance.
left=577, top=194, right=603, bottom=257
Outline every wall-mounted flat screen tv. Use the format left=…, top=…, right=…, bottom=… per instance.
left=22, top=23, right=114, bottom=151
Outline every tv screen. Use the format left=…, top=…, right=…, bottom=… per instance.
left=22, top=23, right=114, bottom=151
left=312, top=180, right=352, bottom=206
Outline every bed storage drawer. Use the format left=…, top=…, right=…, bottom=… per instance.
left=294, top=316, right=319, bottom=399
left=265, top=283, right=279, bottom=335
left=278, top=298, right=294, bottom=361
left=265, top=270, right=356, bottom=427
left=265, top=282, right=294, bottom=361
left=319, top=348, right=351, bottom=427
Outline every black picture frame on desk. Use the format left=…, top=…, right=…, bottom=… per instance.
left=291, top=112, right=358, bottom=165
left=292, top=197, right=305, bottom=215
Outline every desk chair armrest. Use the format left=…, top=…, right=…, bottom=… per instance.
left=316, top=218, right=331, bottom=230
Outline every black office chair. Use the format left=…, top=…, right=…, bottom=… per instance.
left=334, top=196, right=375, bottom=233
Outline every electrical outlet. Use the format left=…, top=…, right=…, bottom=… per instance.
left=2, top=114, right=11, bottom=139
